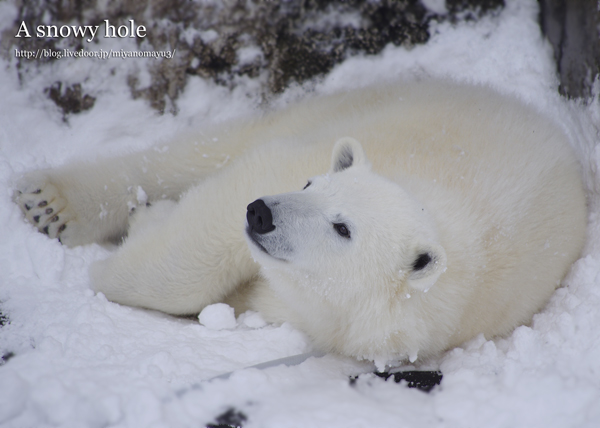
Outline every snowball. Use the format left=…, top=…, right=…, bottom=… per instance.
left=239, top=311, right=267, bottom=328
left=198, top=303, right=237, bottom=330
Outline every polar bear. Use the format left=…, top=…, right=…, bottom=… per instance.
left=15, top=80, right=587, bottom=363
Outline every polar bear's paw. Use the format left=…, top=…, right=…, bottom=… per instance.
left=14, top=172, right=77, bottom=244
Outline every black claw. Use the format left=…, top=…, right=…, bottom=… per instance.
left=33, top=215, right=40, bottom=223
left=38, top=201, right=47, bottom=208
left=42, top=225, right=49, bottom=235
left=24, top=204, right=31, bottom=211
left=33, top=189, right=41, bottom=194
left=45, top=208, right=53, bottom=215
left=58, top=224, right=66, bottom=233
left=51, top=215, right=59, bottom=223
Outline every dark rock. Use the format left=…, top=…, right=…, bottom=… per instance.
left=374, top=370, right=443, bottom=392
left=447, top=0, right=505, bottom=16
left=539, top=0, right=600, bottom=99
left=350, top=370, right=443, bottom=392
left=45, top=82, right=96, bottom=120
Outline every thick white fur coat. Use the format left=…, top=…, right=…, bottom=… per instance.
left=15, top=81, right=587, bottom=363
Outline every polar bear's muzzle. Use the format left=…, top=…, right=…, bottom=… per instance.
left=245, top=197, right=297, bottom=262
left=245, top=198, right=283, bottom=259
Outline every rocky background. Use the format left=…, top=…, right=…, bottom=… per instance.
left=4, top=0, right=505, bottom=117
left=2, top=0, right=599, bottom=114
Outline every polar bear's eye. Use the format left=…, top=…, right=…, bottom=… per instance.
left=303, top=181, right=312, bottom=190
left=333, top=223, right=350, bottom=238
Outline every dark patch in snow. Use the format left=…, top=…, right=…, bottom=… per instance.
left=1, top=352, right=15, bottom=365
left=206, top=407, right=247, bottom=428
left=44, top=82, right=96, bottom=122
left=0, top=310, right=8, bottom=327
left=375, top=370, right=443, bottom=392
left=350, top=370, right=443, bottom=392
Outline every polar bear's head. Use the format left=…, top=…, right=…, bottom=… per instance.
left=245, top=138, right=447, bottom=361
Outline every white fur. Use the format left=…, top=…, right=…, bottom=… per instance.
left=15, top=80, right=587, bottom=363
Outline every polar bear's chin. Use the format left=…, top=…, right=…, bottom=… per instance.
left=245, top=230, right=290, bottom=264
left=245, top=228, right=268, bottom=253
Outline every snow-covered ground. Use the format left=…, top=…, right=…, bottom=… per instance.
left=1, top=1, right=600, bottom=427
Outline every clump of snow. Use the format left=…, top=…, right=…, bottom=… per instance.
left=299, top=6, right=365, bottom=32
left=421, top=0, right=448, bottom=15
left=238, top=311, right=268, bottom=329
left=198, top=303, right=237, bottom=330
left=1, top=0, right=600, bottom=427
left=237, top=46, right=263, bottom=66
left=136, top=186, right=148, bottom=206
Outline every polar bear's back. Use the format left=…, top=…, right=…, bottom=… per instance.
left=261, top=81, right=577, bottom=185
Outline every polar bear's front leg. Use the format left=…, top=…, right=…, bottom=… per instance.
left=13, top=126, right=261, bottom=246
left=89, top=180, right=261, bottom=315
left=14, top=166, right=146, bottom=246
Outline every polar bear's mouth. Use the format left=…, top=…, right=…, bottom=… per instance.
left=245, top=226, right=270, bottom=255
left=245, top=226, right=290, bottom=263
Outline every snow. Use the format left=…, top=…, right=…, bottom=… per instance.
left=198, top=304, right=237, bottom=331
left=1, top=1, right=600, bottom=427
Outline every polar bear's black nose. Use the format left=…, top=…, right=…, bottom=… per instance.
left=247, top=199, right=276, bottom=234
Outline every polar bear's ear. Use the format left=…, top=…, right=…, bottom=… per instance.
left=406, top=242, right=447, bottom=292
left=330, top=137, right=369, bottom=173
